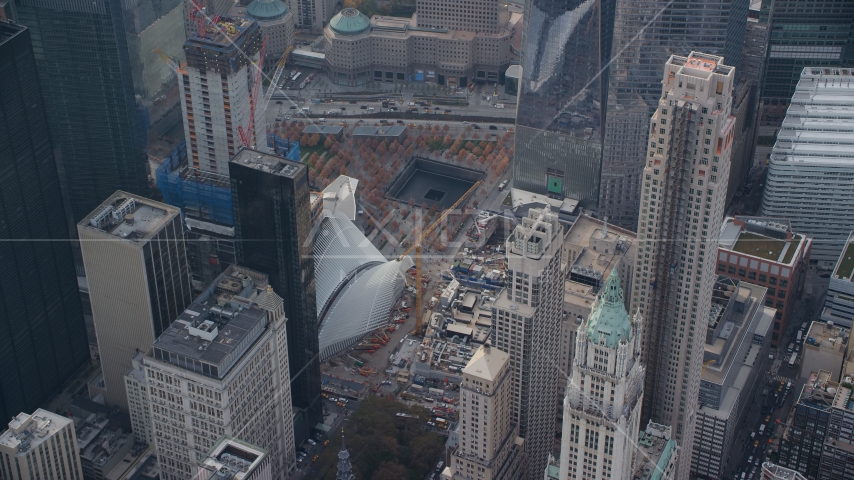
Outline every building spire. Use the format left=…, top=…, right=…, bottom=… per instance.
left=336, top=429, right=355, bottom=480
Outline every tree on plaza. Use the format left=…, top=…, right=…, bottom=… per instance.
left=323, top=136, right=334, bottom=148
left=376, top=142, right=388, bottom=156
left=408, top=197, right=416, bottom=207
left=472, top=132, right=480, bottom=140
left=309, top=152, right=321, bottom=166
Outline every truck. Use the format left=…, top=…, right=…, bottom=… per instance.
left=787, top=342, right=794, bottom=354
left=796, top=330, right=803, bottom=342
left=789, top=352, right=798, bottom=368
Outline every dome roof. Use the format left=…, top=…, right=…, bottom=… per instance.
left=586, top=270, right=633, bottom=348
left=329, top=8, right=371, bottom=35
left=246, top=0, right=289, bottom=20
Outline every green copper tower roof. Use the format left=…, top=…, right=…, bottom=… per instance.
left=586, top=270, right=632, bottom=348
left=246, top=0, right=289, bottom=20
left=329, top=8, right=371, bottom=35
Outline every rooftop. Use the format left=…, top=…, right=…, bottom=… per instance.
left=231, top=147, right=305, bottom=178
left=462, top=345, right=508, bottom=382
left=329, top=8, right=371, bottom=35
left=585, top=271, right=633, bottom=348
left=0, top=409, right=72, bottom=455
left=668, top=51, right=733, bottom=78
left=805, top=321, right=850, bottom=354
left=80, top=191, right=178, bottom=242
left=633, top=425, right=678, bottom=480
left=720, top=217, right=806, bottom=265
left=245, top=0, right=289, bottom=21
left=150, top=266, right=280, bottom=380
left=564, top=214, right=636, bottom=297
left=761, top=462, right=808, bottom=480
left=0, top=18, right=24, bottom=46
left=303, top=125, right=344, bottom=135
left=199, top=436, right=268, bottom=480
left=770, top=68, right=854, bottom=165
left=833, top=232, right=854, bottom=280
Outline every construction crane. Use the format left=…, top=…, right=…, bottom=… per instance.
left=398, top=179, right=481, bottom=336
left=238, top=36, right=267, bottom=148
left=259, top=46, right=294, bottom=118
left=189, top=0, right=207, bottom=38
left=153, top=49, right=181, bottom=75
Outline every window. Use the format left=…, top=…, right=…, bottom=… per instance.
left=728, top=266, right=736, bottom=275
left=748, top=271, right=756, bottom=280
left=780, top=279, right=789, bottom=288
left=738, top=268, right=746, bottom=277
left=718, top=263, right=726, bottom=272
left=769, top=277, right=777, bottom=286
left=759, top=274, right=767, bottom=282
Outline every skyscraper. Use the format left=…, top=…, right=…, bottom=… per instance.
left=557, top=271, right=645, bottom=480
left=229, top=148, right=321, bottom=446
left=760, top=0, right=854, bottom=111
left=180, top=17, right=264, bottom=174
left=599, top=0, right=747, bottom=228
left=631, top=52, right=735, bottom=479
left=15, top=0, right=187, bottom=222
left=78, top=192, right=194, bottom=410
left=146, top=266, right=295, bottom=479
left=491, top=207, right=564, bottom=479
left=513, top=0, right=748, bottom=228
left=445, top=345, right=525, bottom=480
left=0, top=19, right=89, bottom=424
left=513, top=0, right=615, bottom=208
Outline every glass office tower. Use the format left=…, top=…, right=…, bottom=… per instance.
left=514, top=0, right=748, bottom=228
left=16, top=0, right=186, bottom=222
left=599, top=0, right=748, bottom=228
left=0, top=21, right=89, bottom=423
left=513, top=0, right=616, bottom=209
left=230, top=149, right=322, bottom=447
left=761, top=0, right=854, bottom=104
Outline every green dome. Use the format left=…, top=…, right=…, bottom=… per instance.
left=329, top=8, right=371, bottom=35
left=246, top=0, right=289, bottom=20
left=586, top=270, right=633, bottom=348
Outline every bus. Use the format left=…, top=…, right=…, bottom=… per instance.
left=292, top=72, right=302, bottom=82
left=789, top=352, right=798, bottom=368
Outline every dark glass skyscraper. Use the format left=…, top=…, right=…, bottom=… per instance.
left=760, top=0, right=854, bottom=115
left=229, top=148, right=321, bottom=446
left=513, top=0, right=615, bottom=208
left=15, top=0, right=187, bottom=222
left=514, top=0, right=749, bottom=229
left=0, top=20, right=89, bottom=422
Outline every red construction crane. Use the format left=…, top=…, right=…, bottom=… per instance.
left=189, top=0, right=207, bottom=38
left=238, top=36, right=267, bottom=148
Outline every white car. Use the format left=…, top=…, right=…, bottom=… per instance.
left=306, top=439, right=317, bottom=446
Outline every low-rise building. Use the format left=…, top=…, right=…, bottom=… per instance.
left=632, top=422, right=679, bottom=480
left=718, top=216, right=812, bottom=345
left=323, top=6, right=520, bottom=87
left=802, top=322, right=850, bottom=381
left=779, top=370, right=837, bottom=479
left=77, top=417, right=134, bottom=480
left=351, top=125, right=407, bottom=142
left=197, top=436, right=272, bottom=480
left=0, top=409, right=83, bottom=480
left=762, top=462, right=808, bottom=480
left=821, top=231, right=854, bottom=328
left=145, top=265, right=295, bottom=480
left=302, top=125, right=344, bottom=141
left=692, top=278, right=775, bottom=479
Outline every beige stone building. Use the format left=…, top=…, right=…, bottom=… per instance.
left=442, top=345, right=524, bottom=480
left=0, top=409, right=83, bottom=480
left=323, top=3, right=519, bottom=87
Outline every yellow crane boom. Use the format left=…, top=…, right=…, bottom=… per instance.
left=399, top=179, right=481, bottom=336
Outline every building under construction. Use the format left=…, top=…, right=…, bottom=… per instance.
left=180, top=16, right=264, bottom=174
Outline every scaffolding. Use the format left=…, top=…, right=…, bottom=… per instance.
left=641, top=104, right=696, bottom=426
left=155, top=143, right=234, bottom=226
left=265, top=132, right=301, bottom=161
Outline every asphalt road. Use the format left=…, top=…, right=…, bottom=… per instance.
left=290, top=398, right=359, bottom=479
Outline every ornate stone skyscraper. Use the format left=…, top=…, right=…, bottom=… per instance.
left=336, top=431, right=355, bottom=480
left=632, top=52, right=734, bottom=480
left=553, top=270, right=645, bottom=479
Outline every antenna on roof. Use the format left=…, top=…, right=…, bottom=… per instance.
left=602, top=216, right=609, bottom=239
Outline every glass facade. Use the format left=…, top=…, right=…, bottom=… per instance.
left=513, top=0, right=615, bottom=208
left=230, top=155, right=322, bottom=445
left=599, top=0, right=747, bottom=228
left=762, top=0, right=854, bottom=103
left=0, top=22, right=89, bottom=423
left=514, top=0, right=748, bottom=228
left=16, top=0, right=186, bottom=222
